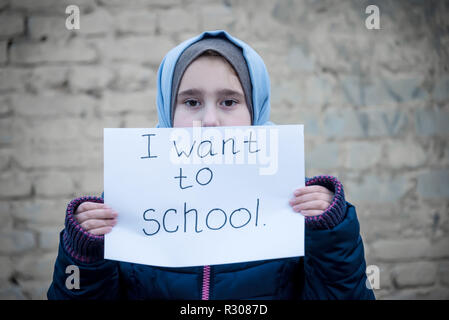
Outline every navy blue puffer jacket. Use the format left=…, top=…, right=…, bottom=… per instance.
left=47, top=176, right=375, bottom=300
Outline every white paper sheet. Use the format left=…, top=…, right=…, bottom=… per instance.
left=104, top=125, right=305, bottom=267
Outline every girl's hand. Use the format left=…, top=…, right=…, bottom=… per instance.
left=289, top=185, right=334, bottom=217
left=74, top=202, right=118, bottom=236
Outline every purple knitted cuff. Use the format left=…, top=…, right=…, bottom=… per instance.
left=304, top=175, right=347, bottom=230
left=63, top=196, right=105, bottom=264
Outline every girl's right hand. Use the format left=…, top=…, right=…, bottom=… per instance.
left=74, top=202, right=118, bottom=236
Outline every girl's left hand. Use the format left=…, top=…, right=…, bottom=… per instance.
left=289, top=185, right=334, bottom=217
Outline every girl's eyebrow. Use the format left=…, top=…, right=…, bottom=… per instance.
left=216, top=89, right=244, bottom=99
left=177, top=88, right=244, bottom=99
left=177, top=88, right=202, bottom=98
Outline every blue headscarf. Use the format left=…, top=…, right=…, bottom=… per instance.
left=155, top=30, right=273, bottom=128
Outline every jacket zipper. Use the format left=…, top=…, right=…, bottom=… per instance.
left=201, top=265, right=211, bottom=300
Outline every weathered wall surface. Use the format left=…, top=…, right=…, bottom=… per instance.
left=0, top=0, right=448, bottom=299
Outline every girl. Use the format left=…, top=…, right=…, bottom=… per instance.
left=47, top=30, right=375, bottom=300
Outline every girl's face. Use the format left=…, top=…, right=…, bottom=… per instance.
left=173, top=55, right=252, bottom=128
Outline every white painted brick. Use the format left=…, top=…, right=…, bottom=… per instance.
left=306, top=142, right=341, bottom=169
left=99, top=0, right=178, bottom=7
left=68, top=65, right=114, bottom=91
left=100, top=90, right=157, bottom=114
left=385, top=139, right=427, bottom=168
left=16, top=251, right=57, bottom=280
left=11, top=0, right=94, bottom=12
left=11, top=93, right=96, bottom=117
left=0, top=41, right=7, bottom=64
left=37, top=227, right=61, bottom=250
left=0, top=256, right=14, bottom=281
left=371, top=238, right=430, bottom=261
left=0, top=13, right=24, bottom=37
left=346, top=174, right=411, bottom=203
left=0, top=171, right=32, bottom=197
left=110, top=63, right=156, bottom=92
left=28, top=66, right=69, bottom=91
left=0, top=148, right=11, bottom=171
left=393, top=261, right=438, bottom=288
left=34, top=171, right=75, bottom=197
left=95, top=36, right=174, bottom=65
left=344, top=142, right=382, bottom=169
left=200, top=5, right=235, bottom=31
left=17, top=279, right=50, bottom=300
left=415, top=108, right=449, bottom=137
left=28, top=16, right=68, bottom=40
left=417, top=170, right=449, bottom=199
left=439, top=261, right=449, bottom=286
left=72, top=169, right=103, bottom=195
left=10, top=199, right=67, bottom=227
left=114, top=10, right=156, bottom=34
left=13, top=141, right=103, bottom=170
left=0, top=229, right=35, bottom=254
left=10, top=39, right=97, bottom=64
left=0, top=68, right=31, bottom=91
left=158, top=7, right=200, bottom=34
left=78, top=8, right=114, bottom=35
left=0, top=285, right=26, bottom=300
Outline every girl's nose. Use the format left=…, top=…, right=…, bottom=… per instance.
left=201, top=104, right=220, bottom=127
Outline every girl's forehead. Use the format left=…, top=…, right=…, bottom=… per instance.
left=178, top=56, right=242, bottom=92
left=185, top=55, right=237, bottom=76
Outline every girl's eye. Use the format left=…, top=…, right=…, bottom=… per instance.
left=185, top=99, right=200, bottom=108
left=221, top=99, right=237, bottom=107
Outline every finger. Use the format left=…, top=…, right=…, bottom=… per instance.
left=289, top=192, right=332, bottom=206
left=89, top=226, right=113, bottom=236
left=80, top=218, right=117, bottom=232
left=300, top=210, right=324, bottom=217
left=293, top=185, right=333, bottom=197
left=292, top=200, right=330, bottom=212
left=76, top=202, right=110, bottom=214
left=76, top=208, right=118, bottom=224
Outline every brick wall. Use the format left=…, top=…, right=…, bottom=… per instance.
left=0, top=0, right=448, bottom=299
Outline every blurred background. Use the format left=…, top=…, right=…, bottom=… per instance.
left=0, top=0, right=448, bottom=299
